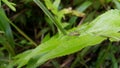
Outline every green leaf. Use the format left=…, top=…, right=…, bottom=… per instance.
left=76, top=1, right=92, bottom=12
left=113, top=0, right=120, bottom=10
left=14, top=9, right=120, bottom=67
left=53, top=0, right=61, bottom=9
left=0, top=8, right=15, bottom=56
left=41, top=33, right=50, bottom=43
left=2, top=0, right=16, bottom=11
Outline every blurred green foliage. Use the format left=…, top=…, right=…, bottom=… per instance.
left=0, top=0, right=120, bottom=68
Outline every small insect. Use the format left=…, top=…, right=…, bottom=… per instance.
left=69, top=31, right=80, bottom=36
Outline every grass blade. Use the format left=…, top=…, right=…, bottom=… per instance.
left=0, top=8, right=15, bottom=55
left=9, top=21, right=37, bottom=47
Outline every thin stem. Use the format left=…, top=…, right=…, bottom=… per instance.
left=33, top=0, right=67, bottom=35
left=9, top=21, right=37, bottom=47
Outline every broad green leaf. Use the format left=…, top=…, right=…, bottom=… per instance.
left=83, top=9, right=120, bottom=36
left=34, top=35, right=105, bottom=67
left=13, top=9, right=120, bottom=68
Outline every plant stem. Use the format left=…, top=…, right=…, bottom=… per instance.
left=33, top=0, right=67, bottom=35
left=9, top=21, right=37, bottom=47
